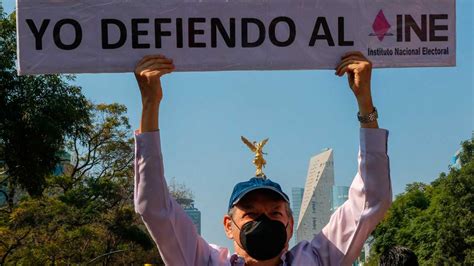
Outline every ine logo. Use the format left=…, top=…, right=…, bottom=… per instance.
left=369, top=9, right=449, bottom=42
left=369, top=10, right=393, bottom=41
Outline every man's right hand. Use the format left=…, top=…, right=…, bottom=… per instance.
left=135, top=55, right=175, bottom=133
left=135, top=55, right=175, bottom=107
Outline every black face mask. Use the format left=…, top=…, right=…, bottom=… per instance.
left=233, top=214, right=288, bottom=261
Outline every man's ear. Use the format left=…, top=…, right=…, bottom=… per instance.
left=223, top=215, right=234, bottom=239
left=285, top=213, right=294, bottom=243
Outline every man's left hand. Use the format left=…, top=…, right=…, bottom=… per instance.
left=335, top=51, right=378, bottom=128
left=335, top=51, right=373, bottom=105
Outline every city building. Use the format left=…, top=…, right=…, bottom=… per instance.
left=177, top=198, right=202, bottom=235
left=291, top=187, right=304, bottom=246
left=331, top=185, right=349, bottom=212
left=184, top=205, right=201, bottom=235
left=296, top=148, right=334, bottom=242
left=450, top=148, right=462, bottom=169
left=53, top=150, right=74, bottom=176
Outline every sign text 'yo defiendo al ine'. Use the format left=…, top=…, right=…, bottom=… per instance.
left=16, top=0, right=455, bottom=75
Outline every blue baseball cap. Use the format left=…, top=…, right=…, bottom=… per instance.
left=228, top=177, right=290, bottom=210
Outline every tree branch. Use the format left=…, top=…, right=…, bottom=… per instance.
left=0, top=229, right=31, bottom=264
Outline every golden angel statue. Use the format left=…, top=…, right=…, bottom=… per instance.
left=241, top=136, right=269, bottom=178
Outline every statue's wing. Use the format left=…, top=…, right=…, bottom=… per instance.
left=241, top=136, right=256, bottom=152
left=260, top=138, right=269, bottom=148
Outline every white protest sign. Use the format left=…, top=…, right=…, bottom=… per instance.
left=16, top=0, right=455, bottom=75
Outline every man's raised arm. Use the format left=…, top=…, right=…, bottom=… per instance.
left=133, top=55, right=213, bottom=265
left=307, top=52, right=392, bottom=265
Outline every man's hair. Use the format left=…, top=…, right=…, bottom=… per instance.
left=379, top=246, right=419, bottom=266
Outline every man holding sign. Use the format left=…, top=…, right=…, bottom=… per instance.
left=133, top=51, right=391, bottom=265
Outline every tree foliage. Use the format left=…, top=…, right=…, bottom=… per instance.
left=0, top=101, right=165, bottom=264
left=1, top=10, right=90, bottom=198
left=370, top=139, right=474, bottom=265
left=0, top=8, right=164, bottom=264
left=168, top=177, right=195, bottom=207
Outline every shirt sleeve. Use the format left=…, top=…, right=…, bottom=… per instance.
left=312, top=128, right=392, bottom=265
left=133, top=130, right=212, bottom=265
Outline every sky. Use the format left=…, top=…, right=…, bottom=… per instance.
left=3, top=0, right=473, bottom=249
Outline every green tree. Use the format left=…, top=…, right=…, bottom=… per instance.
left=0, top=9, right=90, bottom=198
left=425, top=140, right=473, bottom=265
left=0, top=103, right=162, bottom=264
left=0, top=7, right=163, bottom=264
left=369, top=139, right=474, bottom=265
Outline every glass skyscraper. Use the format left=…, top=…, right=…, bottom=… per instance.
left=184, top=205, right=202, bottom=235
left=177, top=198, right=202, bottom=235
left=291, top=187, right=304, bottom=246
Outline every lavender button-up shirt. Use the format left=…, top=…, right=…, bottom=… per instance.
left=134, top=128, right=392, bottom=266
